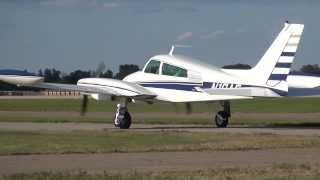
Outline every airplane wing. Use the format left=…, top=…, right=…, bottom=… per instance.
left=287, top=73, right=320, bottom=97
left=288, top=88, right=320, bottom=97
left=33, top=81, right=156, bottom=100
left=0, top=70, right=156, bottom=100
left=31, top=83, right=118, bottom=95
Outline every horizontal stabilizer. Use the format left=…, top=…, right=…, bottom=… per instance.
left=288, top=88, right=320, bottom=97
left=202, top=87, right=284, bottom=97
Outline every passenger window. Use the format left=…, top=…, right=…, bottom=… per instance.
left=162, top=63, right=187, bottom=78
left=144, top=60, right=161, bottom=74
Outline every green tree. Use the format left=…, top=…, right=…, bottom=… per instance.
left=43, top=68, right=61, bottom=82
left=38, top=69, right=43, bottom=77
left=222, top=63, right=252, bottom=69
left=300, top=64, right=320, bottom=74
left=115, top=64, right=140, bottom=79
left=100, top=70, right=113, bottom=78
left=62, top=70, right=92, bottom=84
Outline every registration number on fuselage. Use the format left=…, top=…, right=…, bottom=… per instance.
left=211, top=82, right=242, bottom=89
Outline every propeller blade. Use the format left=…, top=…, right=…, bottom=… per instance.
left=173, top=103, right=179, bottom=113
left=80, top=95, right=89, bottom=116
left=185, top=103, right=192, bottom=114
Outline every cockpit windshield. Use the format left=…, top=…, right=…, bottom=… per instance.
left=162, top=63, right=187, bottom=78
left=144, top=60, right=160, bottom=74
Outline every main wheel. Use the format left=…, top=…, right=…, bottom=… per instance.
left=118, top=111, right=132, bottom=129
left=215, top=111, right=229, bottom=128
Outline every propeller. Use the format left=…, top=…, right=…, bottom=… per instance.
left=185, top=102, right=192, bottom=114
left=172, top=103, right=193, bottom=114
left=80, top=94, right=89, bottom=116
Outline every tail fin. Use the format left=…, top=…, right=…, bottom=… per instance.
left=252, top=22, right=304, bottom=92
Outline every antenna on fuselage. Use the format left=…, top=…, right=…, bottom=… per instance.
left=168, top=44, right=192, bottom=56
left=169, top=45, right=175, bottom=56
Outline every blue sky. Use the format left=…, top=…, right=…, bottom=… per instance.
left=0, top=0, right=319, bottom=73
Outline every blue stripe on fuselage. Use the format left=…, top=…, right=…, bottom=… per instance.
left=202, top=82, right=213, bottom=88
left=140, top=83, right=198, bottom=91
left=140, top=82, right=287, bottom=96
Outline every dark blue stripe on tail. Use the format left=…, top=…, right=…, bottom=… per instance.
left=275, top=63, right=292, bottom=68
left=269, top=74, right=288, bottom=80
left=281, top=52, right=295, bottom=57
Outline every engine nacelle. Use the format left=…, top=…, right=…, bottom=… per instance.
left=0, top=69, right=43, bottom=86
left=90, top=93, right=111, bottom=100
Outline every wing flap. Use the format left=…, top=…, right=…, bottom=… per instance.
left=32, top=81, right=156, bottom=98
left=31, top=83, right=120, bottom=96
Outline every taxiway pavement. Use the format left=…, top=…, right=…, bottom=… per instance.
left=1, top=122, right=320, bottom=136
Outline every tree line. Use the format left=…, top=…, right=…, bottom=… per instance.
left=222, top=63, right=320, bottom=74
left=0, top=64, right=139, bottom=91
left=39, top=64, right=139, bottom=83
left=1, top=63, right=320, bottom=91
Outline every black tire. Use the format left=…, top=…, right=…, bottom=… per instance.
left=119, top=111, right=132, bottom=129
left=215, top=111, right=229, bottom=128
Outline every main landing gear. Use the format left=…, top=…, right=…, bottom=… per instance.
left=215, top=101, right=231, bottom=128
left=114, top=99, right=132, bottom=129
left=113, top=99, right=231, bottom=129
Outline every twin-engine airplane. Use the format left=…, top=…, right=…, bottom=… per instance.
left=1, top=22, right=320, bottom=129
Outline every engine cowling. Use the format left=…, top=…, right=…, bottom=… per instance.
left=0, top=69, right=43, bottom=86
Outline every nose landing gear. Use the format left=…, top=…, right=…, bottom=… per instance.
left=114, top=99, right=132, bottom=129
left=215, top=101, right=230, bottom=128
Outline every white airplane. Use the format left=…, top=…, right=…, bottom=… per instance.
left=1, top=22, right=320, bottom=129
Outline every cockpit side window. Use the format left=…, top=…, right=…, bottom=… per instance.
left=162, top=63, right=187, bottom=78
left=144, top=60, right=161, bottom=74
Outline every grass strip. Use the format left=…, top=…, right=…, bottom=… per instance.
left=1, top=112, right=320, bottom=127
left=0, top=130, right=320, bottom=155
left=1, top=97, right=320, bottom=113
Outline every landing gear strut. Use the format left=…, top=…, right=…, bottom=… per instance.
left=215, top=101, right=231, bottom=128
left=114, top=99, right=132, bottom=129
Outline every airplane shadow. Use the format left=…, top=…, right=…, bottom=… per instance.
left=260, top=122, right=320, bottom=129
left=133, top=123, right=320, bottom=130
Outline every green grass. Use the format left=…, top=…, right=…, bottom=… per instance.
left=1, top=110, right=320, bottom=127
left=0, top=97, right=320, bottom=126
left=0, top=130, right=320, bottom=155
left=2, top=164, right=320, bottom=180
left=0, top=97, right=320, bottom=125
left=1, top=97, right=320, bottom=113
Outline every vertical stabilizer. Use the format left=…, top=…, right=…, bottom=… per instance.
left=252, top=22, right=304, bottom=92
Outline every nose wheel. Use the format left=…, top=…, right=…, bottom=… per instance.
left=215, top=101, right=231, bottom=128
left=114, top=100, right=132, bottom=129
left=114, top=110, right=132, bottom=129
left=215, top=111, right=229, bottom=128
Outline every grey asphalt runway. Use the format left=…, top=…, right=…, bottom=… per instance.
left=1, top=122, right=320, bottom=136
left=1, top=148, right=320, bottom=175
